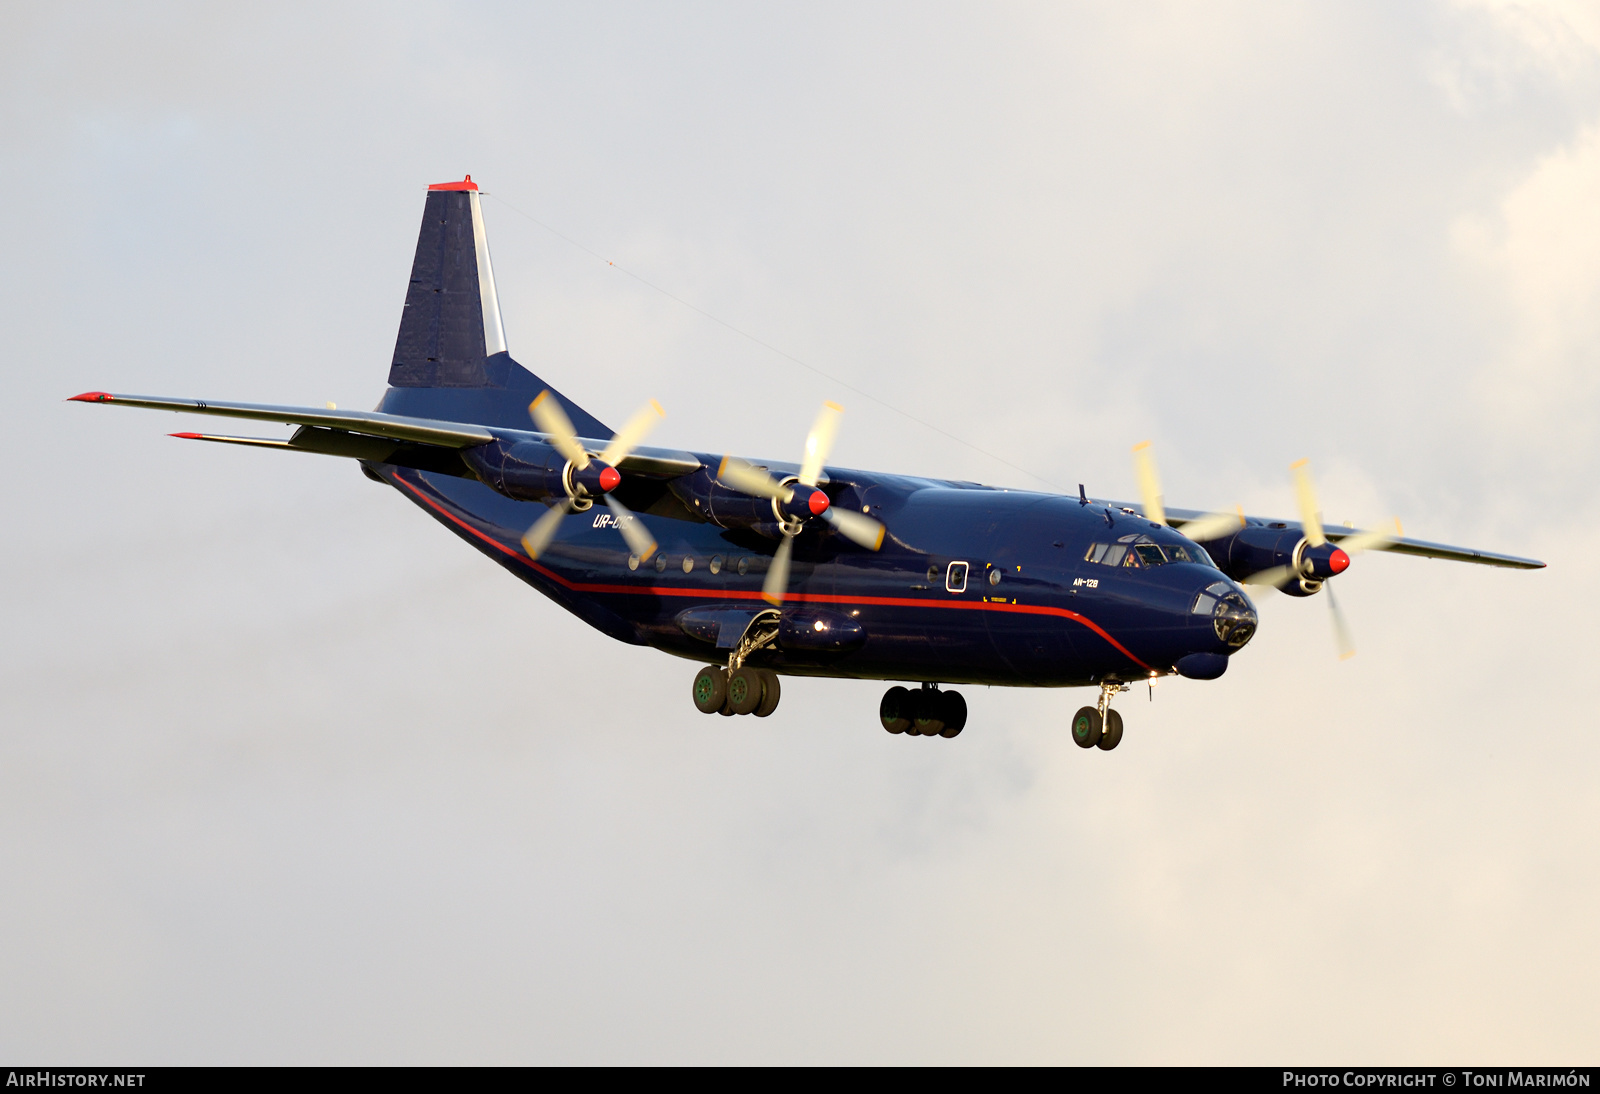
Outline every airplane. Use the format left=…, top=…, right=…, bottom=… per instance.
left=69, top=176, right=1545, bottom=751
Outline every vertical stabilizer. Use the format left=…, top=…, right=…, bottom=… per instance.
left=380, top=176, right=609, bottom=436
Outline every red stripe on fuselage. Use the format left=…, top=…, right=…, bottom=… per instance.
left=393, top=474, right=1152, bottom=671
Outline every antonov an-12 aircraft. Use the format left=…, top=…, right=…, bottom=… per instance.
left=71, top=177, right=1544, bottom=750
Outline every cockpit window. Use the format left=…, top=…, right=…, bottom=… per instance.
left=1083, top=538, right=1218, bottom=570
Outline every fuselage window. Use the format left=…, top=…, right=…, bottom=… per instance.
left=946, top=561, right=969, bottom=593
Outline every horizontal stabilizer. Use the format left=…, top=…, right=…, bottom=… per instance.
left=70, top=391, right=493, bottom=447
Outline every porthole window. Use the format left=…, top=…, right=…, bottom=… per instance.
left=926, top=564, right=940, bottom=583
left=655, top=554, right=668, bottom=573
left=682, top=556, right=695, bottom=573
left=987, top=569, right=1001, bottom=587
left=737, top=557, right=750, bottom=576
left=627, top=554, right=640, bottom=571
left=709, top=555, right=724, bottom=575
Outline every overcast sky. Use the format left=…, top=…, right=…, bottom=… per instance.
left=2, top=1, right=1598, bottom=1064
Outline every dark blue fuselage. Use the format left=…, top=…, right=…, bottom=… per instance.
left=375, top=448, right=1253, bottom=689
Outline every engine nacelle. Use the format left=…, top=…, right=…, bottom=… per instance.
left=669, top=468, right=830, bottom=536
left=1196, top=525, right=1349, bottom=596
left=458, top=438, right=567, bottom=501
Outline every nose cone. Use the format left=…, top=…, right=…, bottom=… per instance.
left=1329, top=547, right=1350, bottom=574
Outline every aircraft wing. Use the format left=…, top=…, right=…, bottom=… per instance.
left=66, top=390, right=703, bottom=478
left=1158, top=504, right=1545, bottom=570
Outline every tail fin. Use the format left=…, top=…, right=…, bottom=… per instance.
left=377, top=176, right=610, bottom=437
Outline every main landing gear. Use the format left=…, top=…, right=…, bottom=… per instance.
left=879, top=683, right=967, bottom=739
left=693, top=664, right=781, bottom=717
left=690, top=613, right=782, bottom=718
left=1072, top=681, right=1128, bottom=751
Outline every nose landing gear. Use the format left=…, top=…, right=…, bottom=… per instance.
left=879, top=683, right=967, bottom=738
left=1073, top=681, right=1128, bottom=751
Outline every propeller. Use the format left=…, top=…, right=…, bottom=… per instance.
left=520, top=391, right=665, bottom=563
left=1130, top=444, right=1402, bottom=661
left=717, top=402, right=885, bottom=605
left=1255, top=458, right=1406, bottom=660
left=1130, top=442, right=1245, bottom=543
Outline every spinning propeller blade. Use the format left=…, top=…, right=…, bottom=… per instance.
left=799, top=401, right=842, bottom=487
left=822, top=507, right=886, bottom=550
left=1244, top=565, right=1296, bottom=589
left=605, top=494, right=658, bottom=562
left=1132, top=441, right=1166, bottom=527
left=1327, top=582, right=1356, bottom=661
left=1291, top=458, right=1325, bottom=547
left=521, top=499, right=573, bottom=561
left=598, top=399, right=666, bottom=468
left=529, top=390, right=589, bottom=468
left=1339, top=518, right=1402, bottom=556
left=762, top=536, right=794, bottom=606
left=717, top=455, right=789, bottom=500
left=1180, top=507, right=1247, bottom=543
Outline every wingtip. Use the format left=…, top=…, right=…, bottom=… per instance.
left=68, top=391, right=113, bottom=403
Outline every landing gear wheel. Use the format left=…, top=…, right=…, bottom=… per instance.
left=938, top=692, right=967, bottom=738
left=1097, top=709, right=1123, bottom=751
left=880, top=686, right=911, bottom=734
left=753, top=670, right=781, bottom=717
left=911, top=689, right=945, bottom=737
left=1072, top=706, right=1102, bottom=748
left=727, top=667, right=763, bottom=715
left=693, top=666, right=728, bottom=714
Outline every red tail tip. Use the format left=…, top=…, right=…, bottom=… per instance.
left=599, top=466, right=621, bottom=493
left=427, top=175, right=478, bottom=192
left=170, top=432, right=204, bottom=440
left=1329, top=548, right=1350, bottom=574
left=68, top=391, right=113, bottom=403
left=808, top=489, right=830, bottom=516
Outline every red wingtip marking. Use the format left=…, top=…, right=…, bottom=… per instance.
left=1330, top=548, right=1350, bottom=574
left=427, top=174, right=478, bottom=191
left=808, top=490, right=830, bottom=516
left=68, top=391, right=113, bottom=403
left=170, top=432, right=203, bottom=439
left=599, top=466, right=621, bottom=493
